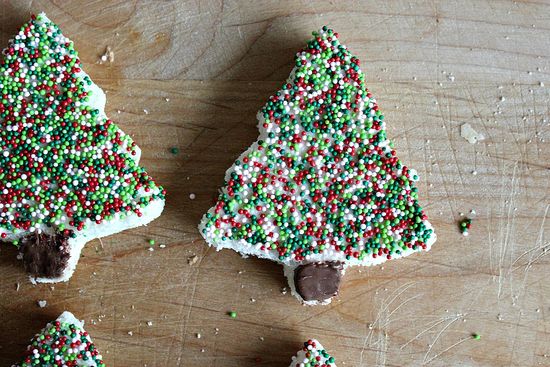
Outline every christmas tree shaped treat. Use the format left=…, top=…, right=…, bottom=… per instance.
left=289, top=339, right=336, bottom=367
left=0, top=13, right=165, bottom=283
left=14, top=311, right=105, bottom=367
left=200, top=26, right=436, bottom=305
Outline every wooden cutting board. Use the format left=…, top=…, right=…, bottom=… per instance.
left=1, top=1, right=549, bottom=366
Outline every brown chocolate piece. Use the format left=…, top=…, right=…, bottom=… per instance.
left=294, top=261, right=344, bottom=302
left=19, top=233, right=70, bottom=278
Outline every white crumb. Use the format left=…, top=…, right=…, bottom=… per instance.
left=98, top=46, right=114, bottom=64
left=460, top=123, right=485, bottom=144
left=188, top=255, right=199, bottom=265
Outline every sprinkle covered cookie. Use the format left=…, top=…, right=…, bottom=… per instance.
left=0, top=13, right=165, bottom=282
left=289, top=339, right=336, bottom=367
left=200, top=27, right=435, bottom=304
left=13, top=311, right=104, bottom=367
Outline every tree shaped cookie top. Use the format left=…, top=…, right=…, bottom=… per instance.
left=0, top=14, right=165, bottom=282
left=289, top=339, right=336, bottom=367
left=15, top=311, right=104, bottom=367
left=200, top=27, right=435, bottom=304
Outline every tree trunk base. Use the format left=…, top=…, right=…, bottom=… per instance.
left=294, top=261, right=344, bottom=302
left=19, top=233, right=70, bottom=278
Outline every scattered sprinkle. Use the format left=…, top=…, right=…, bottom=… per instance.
left=188, top=255, right=199, bottom=265
left=189, top=193, right=196, bottom=200
left=148, top=239, right=156, bottom=245
left=228, top=311, right=237, bottom=318
left=460, top=218, right=472, bottom=236
left=170, top=147, right=180, bottom=155
left=472, top=333, right=481, bottom=340
left=37, top=300, right=47, bottom=308
left=147, top=321, right=153, bottom=326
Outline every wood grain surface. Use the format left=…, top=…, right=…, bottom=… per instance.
left=1, top=1, right=549, bottom=366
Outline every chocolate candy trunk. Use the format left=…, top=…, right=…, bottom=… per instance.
left=19, top=233, right=70, bottom=278
left=294, top=262, right=344, bottom=302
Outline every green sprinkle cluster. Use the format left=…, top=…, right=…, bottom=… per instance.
left=460, top=218, right=472, bottom=236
